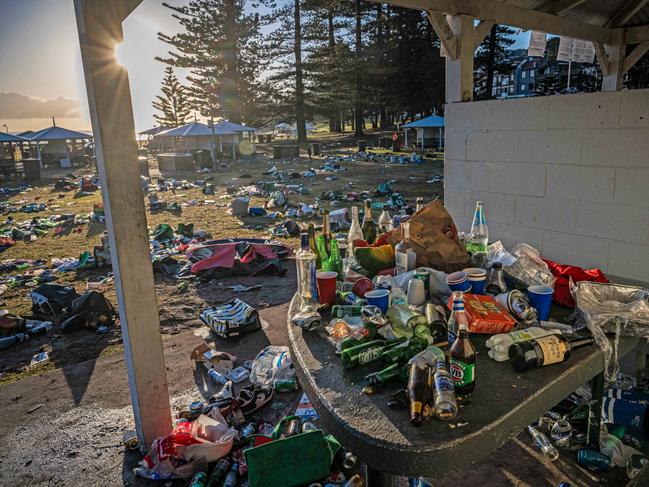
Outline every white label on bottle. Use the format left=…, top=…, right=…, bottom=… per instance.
left=510, top=330, right=533, bottom=343
left=395, top=251, right=408, bottom=274
left=537, top=335, right=566, bottom=365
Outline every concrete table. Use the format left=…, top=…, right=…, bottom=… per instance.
left=288, top=321, right=639, bottom=483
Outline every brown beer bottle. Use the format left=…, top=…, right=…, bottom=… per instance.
left=407, top=361, right=432, bottom=426
left=449, top=323, right=476, bottom=395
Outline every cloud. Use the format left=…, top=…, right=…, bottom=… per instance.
left=0, top=92, right=80, bottom=119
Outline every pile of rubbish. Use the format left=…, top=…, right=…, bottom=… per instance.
left=286, top=196, right=649, bottom=482
left=135, top=344, right=364, bottom=487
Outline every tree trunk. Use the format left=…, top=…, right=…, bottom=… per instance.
left=340, top=110, right=345, bottom=133
left=328, top=10, right=335, bottom=48
left=294, top=0, right=307, bottom=143
left=354, top=0, right=364, bottom=137
left=485, top=25, right=497, bottom=100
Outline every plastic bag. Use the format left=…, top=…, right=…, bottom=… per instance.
left=487, top=241, right=555, bottom=288
left=249, top=346, right=296, bottom=386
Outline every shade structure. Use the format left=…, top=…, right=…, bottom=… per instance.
left=402, top=115, right=445, bottom=128
left=156, top=121, right=237, bottom=138
left=213, top=120, right=257, bottom=133
left=139, top=126, right=170, bottom=136
left=29, top=125, right=93, bottom=141
left=17, top=130, right=35, bottom=139
left=0, top=133, right=28, bottom=143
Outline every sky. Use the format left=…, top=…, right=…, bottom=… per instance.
left=0, top=0, right=529, bottom=134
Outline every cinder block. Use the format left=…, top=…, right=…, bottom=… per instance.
left=490, top=162, right=546, bottom=196
left=614, top=168, right=649, bottom=205
left=453, top=216, right=471, bottom=236
left=518, top=130, right=582, bottom=164
left=463, top=161, right=490, bottom=191
left=466, top=130, right=518, bottom=162
left=446, top=101, right=490, bottom=130
left=489, top=96, right=549, bottom=130
left=608, top=240, right=649, bottom=282
left=443, top=189, right=466, bottom=223
left=548, top=91, right=620, bottom=129
left=576, top=202, right=649, bottom=243
left=489, top=223, right=542, bottom=249
left=547, top=165, right=615, bottom=202
left=444, top=128, right=466, bottom=160
left=515, top=196, right=576, bottom=233
left=464, top=190, right=515, bottom=224
left=581, top=129, right=649, bottom=167
left=541, top=230, right=610, bottom=270
left=444, top=160, right=465, bottom=190
left=619, top=89, right=649, bottom=128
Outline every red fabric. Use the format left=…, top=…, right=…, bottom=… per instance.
left=189, top=243, right=237, bottom=273
left=542, top=258, right=609, bottom=307
left=240, top=244, right=277, bottom=264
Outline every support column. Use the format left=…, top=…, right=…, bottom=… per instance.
left=74, top=0, right=171, bottom=448
left=445, top=15, right=475, bottom=103
left=602, top=31, right=626, bottom=91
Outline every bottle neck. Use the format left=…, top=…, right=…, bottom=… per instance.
left=364, top=204, right=372, bottom=220
left=323, top=213, right=331, bottom=235
left=352, top=206, right=360, bottom=223
left=401, top=222, right=410, bottom=242
left=569, top=336, right=595, bottom=350
left=300, top=234, right=309, bottom=251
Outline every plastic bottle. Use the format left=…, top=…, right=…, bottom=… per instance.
left=528, top=424, right=559, bottom=461
left=223, top=462, right=239, bottom=487
left=206, top=458, right=230, bottom=487
left=207, top=368, right=228, bottom=386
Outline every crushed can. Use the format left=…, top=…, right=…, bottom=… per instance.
left=274, top=378, right=298, bottom=392
left=577, top=448, right=611, bottom=471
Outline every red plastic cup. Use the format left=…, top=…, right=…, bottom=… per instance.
left=316, top=271, right=338, bottom=306
left=352, top=277, right=374, bottom=298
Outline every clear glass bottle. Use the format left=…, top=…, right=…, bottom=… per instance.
left=528, top=424, right=559, bottom=461
left=378, top=209, right=393, bottom=233
left=447, top=291, right=469, bottom=351
left=394, top=221, right=417, bottom=275
left=416, top=197, right=424, bottom=212
left=485, top=262, right=508, bottom=295
left=291, top=233, right=321, bottom=329
left=361, top=200, right=378, bottom=244
left=347, top=206, right=364, bottom=267
left=468, top=201, right=488, bottom=254
left=432, top=360, right=458, bottom=420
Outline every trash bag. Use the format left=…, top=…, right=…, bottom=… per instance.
left=385, top=200, right=469, bottom=273
left=60, top=291, right=116, bottom=331
left=31, top=284, right=79, bottom=316
left=249, top=345, right=296, bottom=386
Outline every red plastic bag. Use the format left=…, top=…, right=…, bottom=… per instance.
left=542, top=259, right=609, bottom=307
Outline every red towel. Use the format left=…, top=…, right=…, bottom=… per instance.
left=542, top=258, right=609, bottom=307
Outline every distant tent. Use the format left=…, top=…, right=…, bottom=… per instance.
left=402, top=115, right=445, bottom=149
left=30, top=126, right=93, bottom=141
left=0, top=133, right=28, bottom=143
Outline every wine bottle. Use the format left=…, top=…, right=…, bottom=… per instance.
left=509, top=335, right=594, bottom=372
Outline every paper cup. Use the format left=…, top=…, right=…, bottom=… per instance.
left=407, top=278, right=426, bottom=306
left=365, top=289, right=390, bottom=313
left=527, top=285, right=554, bottom=321
left=316, top=271, right=338, bottom=306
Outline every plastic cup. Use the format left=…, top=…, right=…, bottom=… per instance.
left=527, top=285, right=554, bottom=321
left=407, top=278, right=426, bottom=306
left=470, top=278, right=486, bottom=295
left=316, top=271, right=338, bottom=306
left=365, top=289, right=390, bottom=313
left=352, top=277, right=374, bottom=298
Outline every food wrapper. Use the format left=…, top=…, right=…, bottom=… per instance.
left=447, top=294, right=516, bottom=334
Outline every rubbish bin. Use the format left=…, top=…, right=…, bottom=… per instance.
left=22, top=158, right=41, bottom=182
left=310, top=143, right=320, bottom=156
left=358, top=140, right=367, bottom=152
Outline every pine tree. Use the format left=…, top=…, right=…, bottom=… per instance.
left=152, top=67, right=192, bottom=128
left=156, top=0, right=264, bottom=124
left=474, top=25, right=516, bottom=100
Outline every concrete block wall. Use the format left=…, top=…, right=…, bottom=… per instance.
left=444, top=89, right=649, bottom=283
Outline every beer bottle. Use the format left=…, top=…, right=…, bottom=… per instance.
left=425, top=303, right=448, bottom=345
left=447, top=291, right=469, bottom=351
left=509, top=335, right=594, bottom=372
left=408, top=361, right=432, bottom=426
left=416, top=197, right=424, bottom=212
left=381, top=337, right=427, bottom=366
left=432, top=360, right=458, bottom=420
left=340, top=321, right=378, bottom=351
left=322, top=209, right=332, bottom=253
left=307, top=223, right=320, bottom=270
left=328, top=239, right=343, bottom=278
left=449, top=323, right=476, bottom=395
left=315, top=234, right=330, bottom=271
left=365, top=362, right=407, bottom=385
left=340, top=338, right=407, bottom=369
left=361, top=200, right=378, bottom=244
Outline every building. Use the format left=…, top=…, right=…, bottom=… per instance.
left=402, top=115, right=444, bottom=149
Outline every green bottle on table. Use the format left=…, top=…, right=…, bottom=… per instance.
left=381, top=337, right=427, bottom=366
left=341, top=338, right=407, bottom=369
left=365, top=362, right=408, bottom=385
left=316, top=234, right=330, bottom=271
left=340, top=321, right=378, bottom=351
left=328, top=239, right=343, bottom=278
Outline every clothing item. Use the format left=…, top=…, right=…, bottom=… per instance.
left=542, top=258, right=609, bottom=307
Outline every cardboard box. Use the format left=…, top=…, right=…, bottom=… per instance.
left=190, top=341, right=236, bottom=373
left=447, top=294, right=516, bottom=334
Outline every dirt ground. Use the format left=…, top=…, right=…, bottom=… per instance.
left=0, top=134, right=622, bottom=486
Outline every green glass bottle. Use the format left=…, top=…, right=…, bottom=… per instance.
left=365, top=363, right=408, bottom=385
left=340, top=321, right=378, bottom=351
left=328, top=239, right=343, bottom=278
left=381, top=337, right=427, bottom=366
left=341, top=338, right=406, bottom=369
left=316, top=234, right=330, bottom=271
left=361, top=200, right=378, bottom=244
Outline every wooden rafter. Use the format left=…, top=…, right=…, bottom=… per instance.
left=427, top=11, right=458, bottom=59
left=623, top=41, right=649, bottom=73
left=539, top=0, right=588, bottom=16
left=624, top=24, right=649, bottom=43
left=605, top=0, right=649, bottom=28
left=472, top=19, right=495, bottom=50
left=593, top=42, right=610, bottom=75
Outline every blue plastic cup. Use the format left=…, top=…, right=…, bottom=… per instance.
left=365, top=289, right=390, bottom=313
left=527, top=285, right=554, bottom=321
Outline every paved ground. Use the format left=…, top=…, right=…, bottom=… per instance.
left=0, top=301, right=610, bottom=486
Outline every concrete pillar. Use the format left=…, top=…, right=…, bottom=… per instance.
left=445, top=15, right=475, bottom=103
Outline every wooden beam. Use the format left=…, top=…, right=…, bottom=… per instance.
left=74, top=0, right=172, bottom=448
left=366, top=0, right=612, bottom=43
left=594, top=42, right=610, bottom=75
left=445, top=15, right=475, bottom=102
left=602, top=30, right=626, bottom=91
left=624, top=24, right=649, bottom=44
left=427, top=11, right=458, bottom=59
left=623, top=41, right=649, bottom=73
left=472, top=20, right=495, bottom=50
left=605, top=0, right=648, bottom=28
left=539, top=0, right=588, bottom=16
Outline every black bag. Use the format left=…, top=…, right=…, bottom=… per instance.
left=31, top=284, right=79, bottom=316
left=61, top=291, right=117, bottom=331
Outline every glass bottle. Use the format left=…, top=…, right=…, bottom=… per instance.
left=307, top=223, right=320, bottom=270
left=340, top=338, right=407, bottom=369
left=528, top=424, right=559, bottom=461
left=509, top=335, right=595, bottom=372
left=361, top=200, right=378, bottom=244
left=394, top=221, right=417, bottom=274
left=468, top=200, right=488, bottom=254
left=322, top=209, right=332, bottom=253
left=447, top=291, right=469, bottom=351
left=291, top=233, right=321, bottom=329
left=485, top=262, right=508, bottom=295
left=378, top=209, right=393, bottom=233
left=315, top=234, right=330, bottom=271
left=365, top=362, right=407, bottom=386
left=408, top=361, right=432, bottom=426
left=432, top=360, right=458, bottom=420
left=416, top=197, right=424, bottom=212
left=328, top=239, right=343, bottom=278
left=449, top=323, right=476, bottom=395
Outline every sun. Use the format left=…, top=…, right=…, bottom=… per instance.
left=114, top=42, right=126, bottom=67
